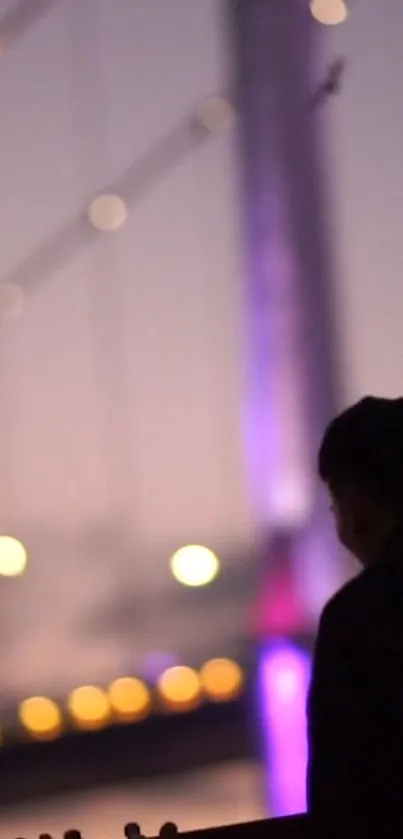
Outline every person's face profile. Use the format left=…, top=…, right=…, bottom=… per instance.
left=328, top=489, right=351, bottom=549
left=327, top=485, right=369, bottom=566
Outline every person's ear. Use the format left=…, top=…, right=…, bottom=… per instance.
left=346, top=487, right=375, bottom=535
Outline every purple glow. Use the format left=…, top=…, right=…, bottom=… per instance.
left=141, top=651, right=178, bottom=682
left=258, top=641, right=311, bottom=816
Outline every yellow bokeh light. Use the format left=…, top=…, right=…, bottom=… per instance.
left=67, top=685, right=111, bottom=730
left=19, top=696, right=62, bottom=740
left=0, top=536, right=27, bottom=577
left=170, top=545, right=219, bottom=587
left=108, top=677, right=151, bottom=722
left=200, top=658, right=244, bottom=702
left=157, top=666, right=201, bottom=712
left=310, top=0, right=348, bottom=25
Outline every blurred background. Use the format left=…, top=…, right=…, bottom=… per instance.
left=0, top=0, right=401, bottom=835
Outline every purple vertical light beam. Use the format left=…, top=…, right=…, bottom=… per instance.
left=258, top=642, right=311, bottom=816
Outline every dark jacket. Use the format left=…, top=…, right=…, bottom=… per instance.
left=307, top=531, right=403, bottom=833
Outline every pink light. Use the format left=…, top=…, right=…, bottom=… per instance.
left=253, top=567, right=304, bottom=636
left=258, top=642, right=311, bottom=816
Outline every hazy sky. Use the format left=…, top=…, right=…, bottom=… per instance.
left=324, top=0, right=403, bottom=403
left=0, top=0, right=400, bottom=703
left=0, top=0, right=251, bottom=700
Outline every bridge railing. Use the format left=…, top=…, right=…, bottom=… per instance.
left=12, top=814, right=311, bottom=839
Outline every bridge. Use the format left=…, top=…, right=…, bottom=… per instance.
left=13, top=816, right=310, bottom=839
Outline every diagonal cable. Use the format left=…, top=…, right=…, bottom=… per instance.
left=0, top=0, right=54, bottom=50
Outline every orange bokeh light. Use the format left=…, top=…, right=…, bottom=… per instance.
left=19, top=696, right=62, bottom=740
left=108, top=677, right=151, bottom=722
left=67, top=685, right=111, bottom=731
left=200, top=658, right=244, bottom=702
left=157, top=666, right=201, bottom=712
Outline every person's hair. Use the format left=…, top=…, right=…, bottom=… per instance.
left=318, top=396, right=403, bottom=511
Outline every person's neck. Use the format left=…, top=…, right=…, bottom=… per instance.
left=368, top=517, right=403, bottom=567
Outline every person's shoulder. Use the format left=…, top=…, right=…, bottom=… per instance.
left=320, top=569, right=371, bottom=628
left=321, top=559, right=398, bottom=632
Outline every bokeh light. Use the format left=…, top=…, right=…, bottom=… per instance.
left=200, top=658, right=244, bottom=702
left=19, top=696, right=62, bottom=740
left=88, top=194, right=127, bottom=232
left=108, top=677, right=151, bottom=722
left=259, top=642, right=311, bottom=815
left=157, top=666, right=201, bottom=712
left=170, top=544, right=220, bottom=587
left=67, top=685, right=111, bottom=730
left=196, top=96, right=236, bottom=133
left=310, top=0, right=348, bottom=25
left=0, top=536, right=27, bottom=577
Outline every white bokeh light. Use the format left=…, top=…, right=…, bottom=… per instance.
left=310, top=0, right=349, bottom=25
left=0, top=536, right=28, bottom=577
left=196, top=97, right=236, bottom=133
left=88, top=194, right=127, bottom=232
left=170, top=544, right=220, bottom=587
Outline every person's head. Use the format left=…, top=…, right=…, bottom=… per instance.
left=318, top=396, right=403, bottom=566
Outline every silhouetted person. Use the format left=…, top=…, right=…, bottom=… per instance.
left=307, top=396, right=403, bottom=835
